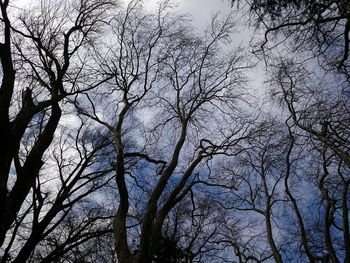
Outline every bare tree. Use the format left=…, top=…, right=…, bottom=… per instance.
left=217, top=121, right=288, bottom=262
left=271, top=60, right=350, bottom=172
left=76, top=1, right=254, bottom=262
left=0, top=0, right=117, bottom=261
left=234, top=0, right=350, bottom=72
left=219, top=114, right=350, bottom=262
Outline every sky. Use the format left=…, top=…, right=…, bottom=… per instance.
left=165, top=0, right=231, bottom=25
left=9, top=0, right=268, bottom=116
left=10, top=0, right=250, bottom=48
left=3, top=1, right=343, bottom=262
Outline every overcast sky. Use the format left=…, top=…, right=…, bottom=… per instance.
left=10, top=0, right=265, bottom=98
left=166, top=0, right=231, bottom=25
left=11, top=0, right=241, bottom=38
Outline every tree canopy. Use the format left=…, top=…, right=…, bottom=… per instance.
left=0, top=0, right=350, bottom=262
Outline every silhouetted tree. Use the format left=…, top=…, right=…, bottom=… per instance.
left=0, top=0, right=117, bottom=261
left=78, top=1, right=254, bottom=262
